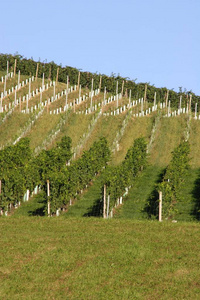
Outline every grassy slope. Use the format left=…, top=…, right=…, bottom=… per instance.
left=0, top=112, right=30, bottom=147
left=189, top=119, right=200, bottom=168
left=13, top=193, right=46, bottom=217
left=25, top=112, right=61, bottom=149
left=114, top=115, right=200, bottom=221
left=114, top=165, right=164, bottom=219
left=82, top=113, right=127, bottom=152
left=113, top=115, right=153, bottom=165
left=65, top=175, right=103, bottom=218
left=149, top=115, right=187, bottom=167
left=0, top=218, right=200, bottom=299
left=50, top=112, right=94, bottom=149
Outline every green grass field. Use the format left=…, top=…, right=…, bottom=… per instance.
left=0, top=217, right=200, bottom=299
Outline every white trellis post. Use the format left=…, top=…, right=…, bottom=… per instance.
left=42, top=73, right=45, bottom=90
left=141, top=97, right=144, bottom=114
left=195, top=103, right=197, bottom=119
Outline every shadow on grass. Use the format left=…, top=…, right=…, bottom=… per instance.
left=83, top=195, right=103, bottom=217
left=191, top=168, right=200, bottom=220
left=27, top=194, right=46, bottom=216
left=143, top=168, right=166, bottom=219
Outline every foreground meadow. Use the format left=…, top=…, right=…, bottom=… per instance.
left=0, top=217, right=200, bottom=299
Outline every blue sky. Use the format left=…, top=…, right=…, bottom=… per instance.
left=1, top=0, right=199, bottom=94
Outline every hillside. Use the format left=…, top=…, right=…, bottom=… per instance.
left=0, top=55, right=200, bottom=222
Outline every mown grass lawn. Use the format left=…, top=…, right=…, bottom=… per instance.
left=0, top=218, right=200, bottom=299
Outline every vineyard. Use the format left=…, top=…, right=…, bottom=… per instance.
left=1, top=54, right=200, bottom=299
left=0, top=53, right=200, bottom=221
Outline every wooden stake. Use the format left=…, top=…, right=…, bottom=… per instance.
left=0, top=179, right=1, bottom=194
left=103, top=184, right=106, bottom=219
left=47, top=180, right=50, bottom=216
left=14, top=59, right=17, bottom=77
left=106, top=194, right=110, bottom=218
left=159, top=191, right=162, bottom=222
left=154, top=92, right=156, bottom=108
left=189, top=94, right=192, bottom=112
left=56, top=67, right=59, bottom=84
left=36, top=63, right=39, bottom=81
left=7, top=61, right=9, bottom=74
left=144, top=84, right=147, bottom=103
left=125, top=88, right=128, bottom=98
left=99, top=76, right=102, bottom=92
left=78, top=71, right=80, bottom=90
left=129, top=89, right=131, bottom=107
left=121, top=80, right=124, bottom=97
